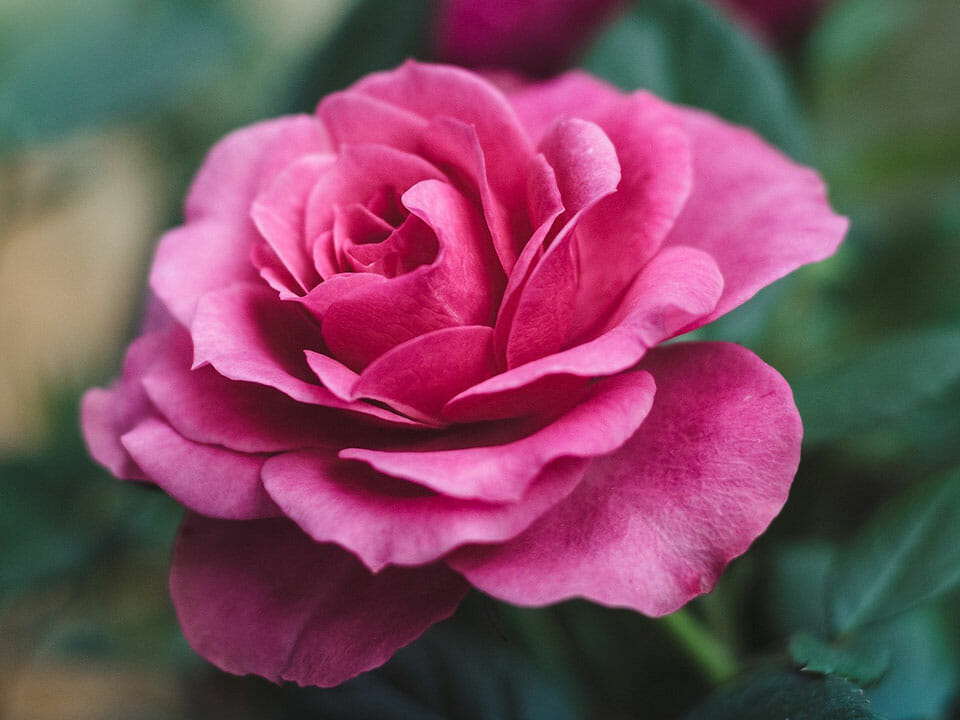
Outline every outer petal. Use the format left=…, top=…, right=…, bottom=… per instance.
left=80, top=327, right=189, bottom=479
left=121, top=419, right=278, bottom=520
left=170, top=514, right=468, bottom=687
left=662, top=105, right=848, bottom=325
left=262, top=452, right=588, bottom=571
left=444, top=246, right=722, bottom=422
left=345, top=371, right=656, bottom=503
left=449, top=342, right=802, bottom=616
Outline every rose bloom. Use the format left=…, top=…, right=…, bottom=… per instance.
left=82, top=62, right=846, bottom=687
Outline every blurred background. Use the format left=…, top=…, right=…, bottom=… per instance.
left=1, top=0, right=958, bottom=718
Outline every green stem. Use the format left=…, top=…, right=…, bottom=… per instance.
left=661, top=608, right=739, bottom=685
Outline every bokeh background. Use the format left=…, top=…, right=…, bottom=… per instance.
left=1, top=0, right=958, bottom=718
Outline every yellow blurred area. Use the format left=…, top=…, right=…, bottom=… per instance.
left=0, top=0, right=354, bottom=454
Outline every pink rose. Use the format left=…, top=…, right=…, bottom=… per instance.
left=82, top=62, right=846, bottom=687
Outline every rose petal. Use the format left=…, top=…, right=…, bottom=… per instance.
left=251, top=153, right=335, bottom=292
left=142, top=362, right=376, bottom=454
left=321, top=180, right=500, bottom=369
left=170, top=514, right=468, bottom=687
left=662, top=105, right=848, bottom=325
left=344, top=370, right=655, bottom=503
left=121, top=419, right=278, bottom=520
left=504, top=70, right=624, bottom=145
left=502, top=119, right=622, bottom=367
left=570, top=93, right=693, bottom=338
left=184, top=114, right=330, bottom=222
left=262, top=451, right=587, bottom=570
left=445, top=246, right=722, bottom=422
left=351, top=325, right=497, bottom=421
left=449, top=342, right=801, bottom=616
left=81, top=328, right=188, bottom=479
left=304, top=144, right=445, bottom=244
left=191, top=283, right=427, bottom=427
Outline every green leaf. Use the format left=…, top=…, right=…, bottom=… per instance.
left=286, top=0, right=435, bottom=112
left=0, top=0, right=238, bottom=152
left=683, top=668, right=882, bottom=720
left=789, top=632, right=889, bottom=686
left=793, top=328, right=960, bottom=446
left=293, top=624, right=584, bottom=720
left=850, top=608, right=959, bottom=720
left=829, top=467, right=960, bottom=633
left=582, top=0, right=807, bottom=158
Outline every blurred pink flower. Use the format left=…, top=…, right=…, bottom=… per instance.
left=83, top=62, right=845, bottom=687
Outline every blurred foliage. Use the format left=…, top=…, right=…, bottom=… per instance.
left=1, top=0, right=959, bottom=717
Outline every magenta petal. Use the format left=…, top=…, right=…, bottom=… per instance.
left=448, top=246, right=723, bottom=422
left=121, top=419, right=277, bottom=520
left=250, top=153, right=335, bottom=293
left=504, top=71, right=624, bottom=145
left=191, top=283, right=425, bottom=426
left=80, top=328, right=188, bottom=479
left=352, top=326, right=497, bottom=421
left=142, top=362, right=362, bottom=454
left=321, top=181, right=500, bottom=369
left=663, top=106, right=848, bottom=324
left=344, top=371, right=655, bottom=503
left=317, top=90, right=427, bottom=150
left=571, top=93, right=693, bottom=337
left=304, top=144, right=445, bottom=243
left=262, top=451, right=587, bottom=570
left=150, top=220, right=261, bottom=328
left=449, top=342, right=802, bottom=616
left=185, top=115, right=330, bottom=223
left=170, top=514, right=467, bottom=687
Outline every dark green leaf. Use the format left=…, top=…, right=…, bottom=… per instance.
left=766, top=541, right=835, bottom=637
left=683, top=668, right=882, bottom=720
left=794, top=328, right=960, bottom=446
left=286, top=0, right=435, bottom=112
left=789, top=632, right=889, bottom=686
left=851, top=608, right=959, bottom=720
left=292, top=623, right=583, bottom=720
left=0, top=0, right=238, bottom=152
left=829, top=467, right=960, bottom=633
left=582, top=0, right=807, bottom=158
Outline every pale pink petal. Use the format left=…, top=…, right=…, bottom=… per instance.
left=250, top=153, right=335, bottom=293
left=121, top=419, right=278, bottom=520
left=321, top=180, right=500, bottom=369
left=81, top=387, right=142, bottom=479
left=170, top=514, right=467, bottom=687
left=449, top=342, right=801, bottom=616
left=446, top=246, right=722, bottom=422
left=351, top=326, right=497, bottom=421
left=345, top=371, right=655, bottom=503
left=304, top=351, right=360, bottom=401
left=662, top=105, right=848, bottom=324
left=570, top=93, right=693, bottom=338
left=262, top=451, right=587, bottom=570
left=190, top=283, right=428, bottom=427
